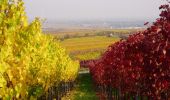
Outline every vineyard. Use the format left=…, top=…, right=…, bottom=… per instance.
left=0, top=0, right=170, bottom=100
left=88, top=3, right=170, bottom=100
left=0, top=0, right=79, bottom=99
left=60, top=36, right=120, bottom=60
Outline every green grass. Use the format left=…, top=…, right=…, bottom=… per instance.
left=62, top=73, right=98, bottom=100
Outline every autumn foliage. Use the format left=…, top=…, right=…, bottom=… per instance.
left=89, top=4, right=170, bottom=99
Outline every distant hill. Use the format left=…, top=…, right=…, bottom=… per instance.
left=42, top=19, right=150, bottom=32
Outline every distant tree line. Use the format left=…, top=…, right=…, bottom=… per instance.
left=58, top=30, right=134, bottom=41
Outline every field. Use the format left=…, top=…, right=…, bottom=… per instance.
left=48, top=28, right=136, bottom=60
left=60, top=36, right=120, bottom=60
left=61, top=36, right=119, bottom=53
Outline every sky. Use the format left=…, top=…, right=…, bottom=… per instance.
left=23, top=0, right=167, bottom=21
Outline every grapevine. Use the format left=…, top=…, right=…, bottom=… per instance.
left=0, top=0, right=79, bottom=99
left=89, top=3, right=170, bottom=99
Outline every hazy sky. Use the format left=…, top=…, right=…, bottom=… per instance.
left=23, top=0, right=167, bottom=21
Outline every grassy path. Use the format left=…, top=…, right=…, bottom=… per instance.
left=62, top=73, right=98, bottom=100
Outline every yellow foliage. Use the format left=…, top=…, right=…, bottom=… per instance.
left=0, top=0, right=79, bottom=99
